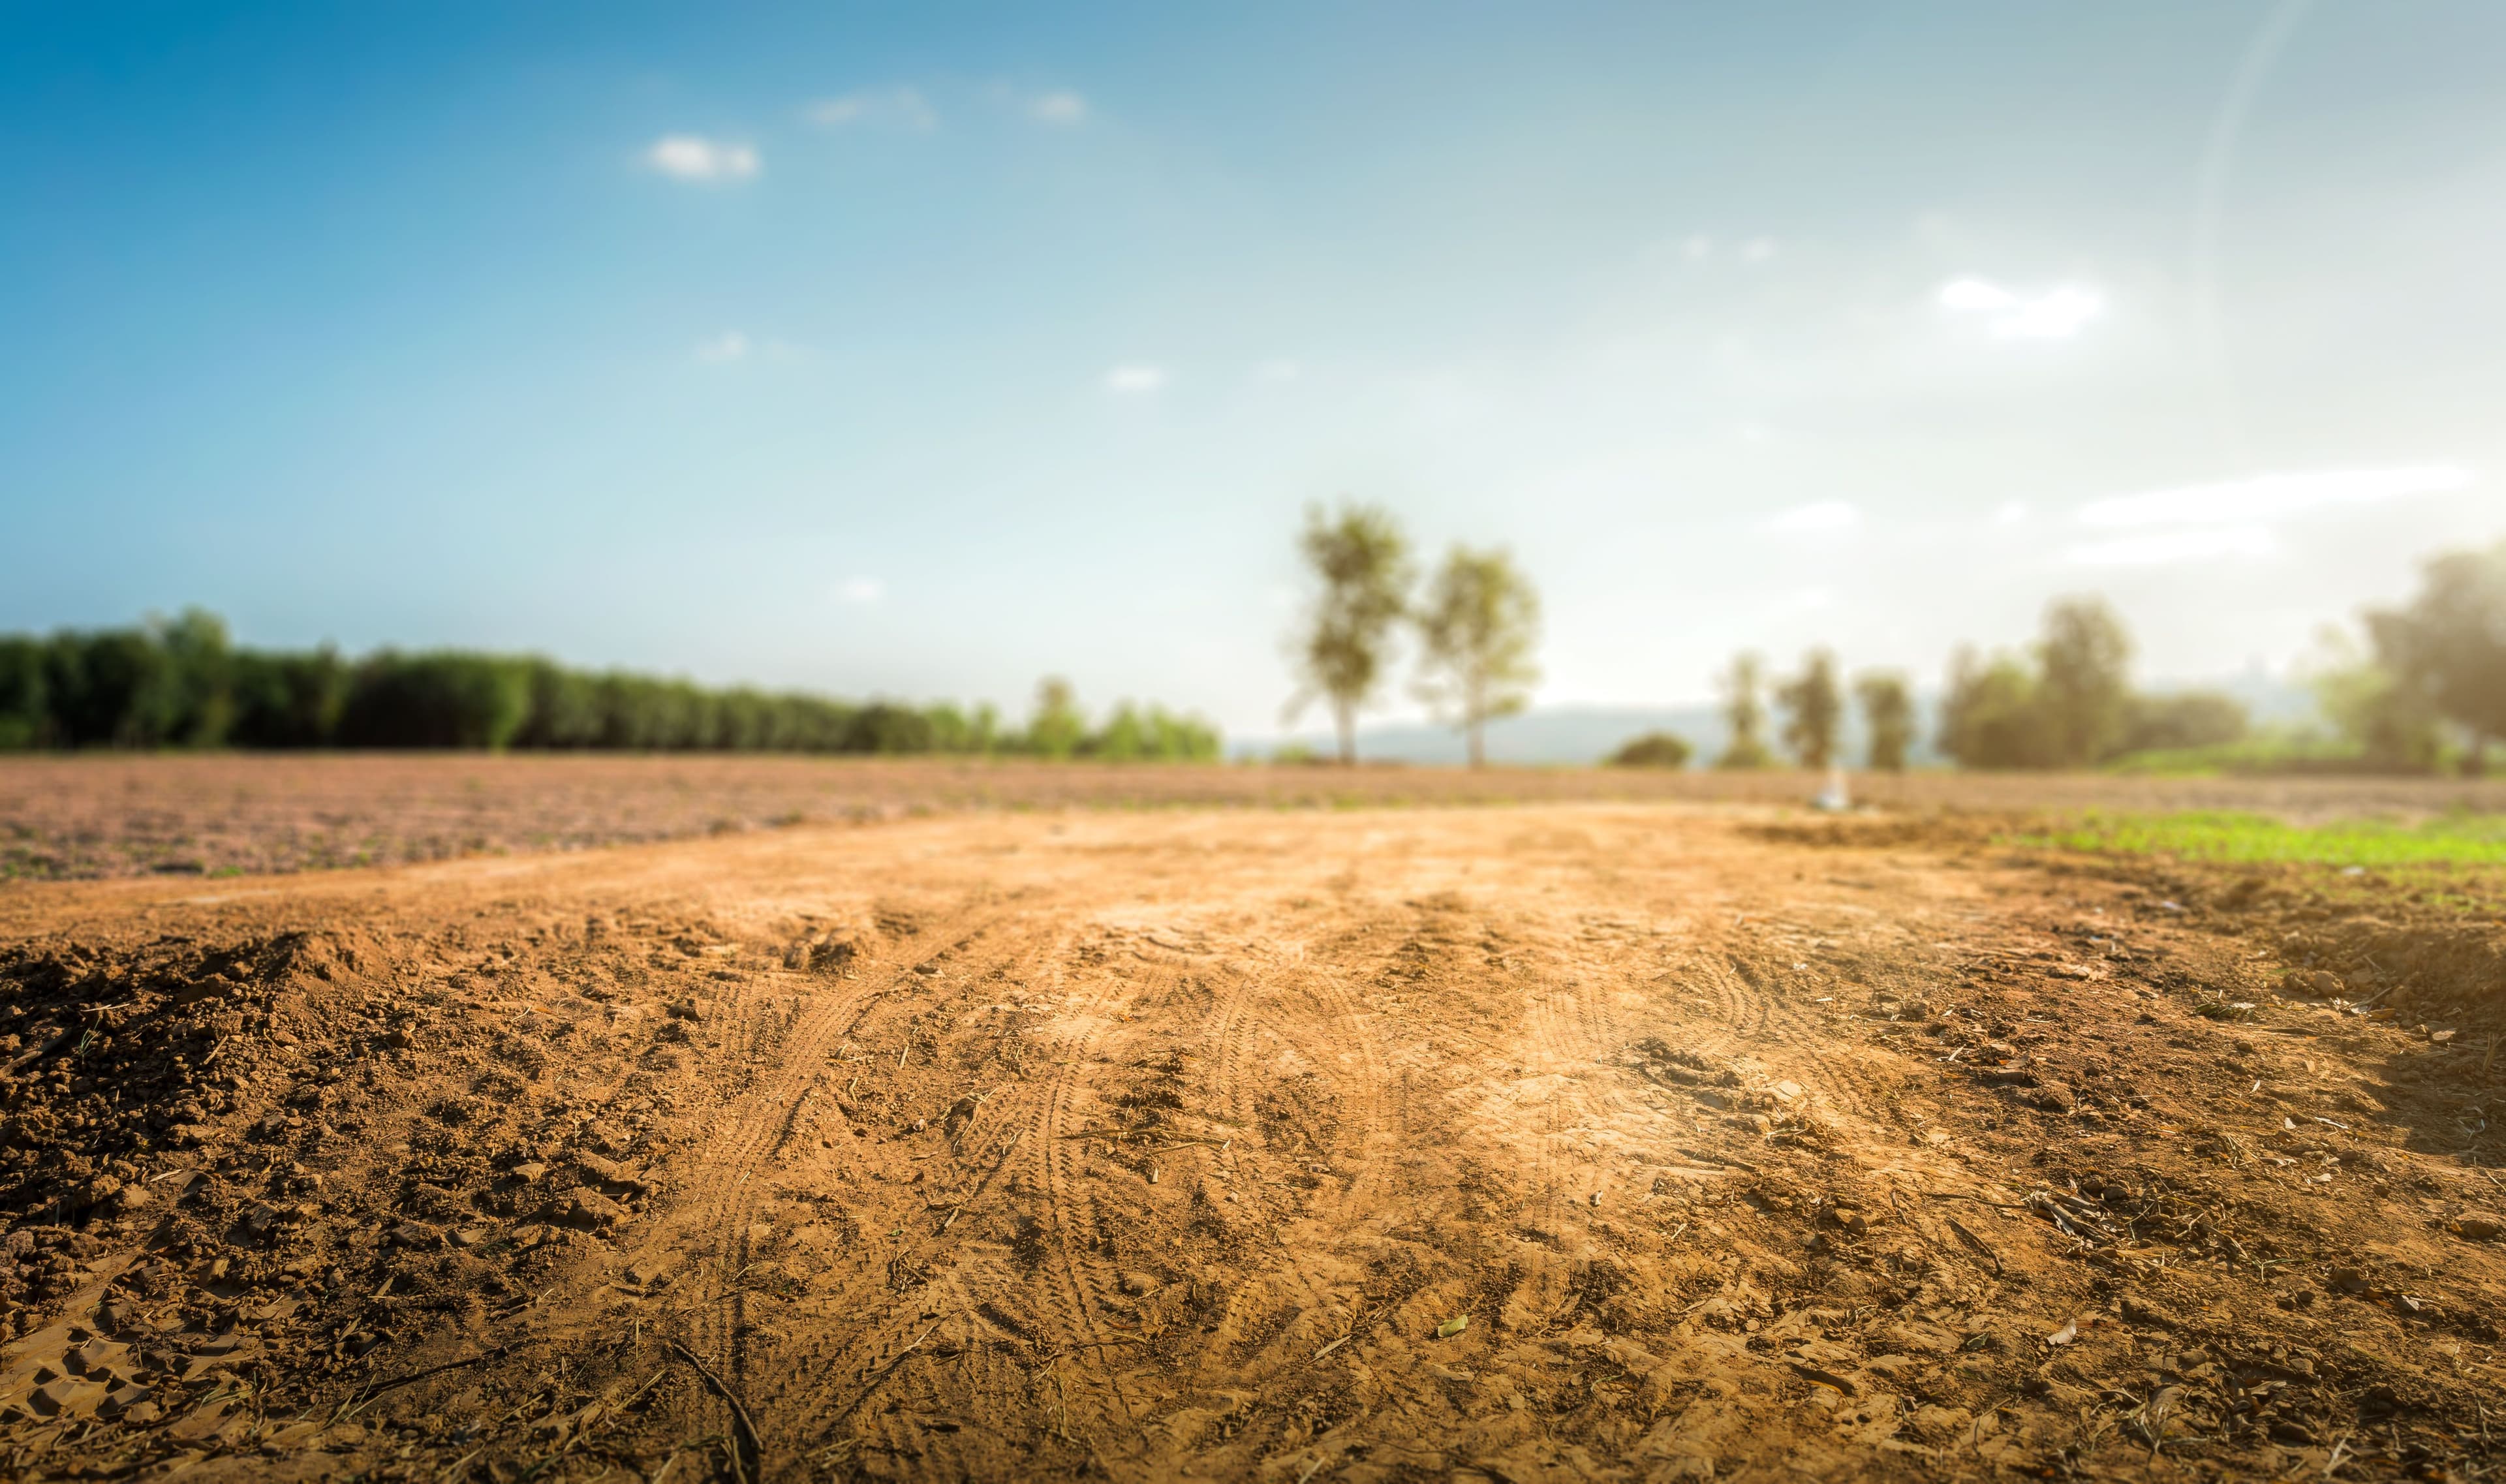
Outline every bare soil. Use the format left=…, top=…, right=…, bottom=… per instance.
left=9, top=754, right=2506, bottom=882
left=1, top=799, right=2501, bottom=1481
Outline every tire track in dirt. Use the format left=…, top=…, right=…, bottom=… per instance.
left=728, top=913, right=1089, bottom=1472
left=655, top=903, right=1013, bottom=1408
left=1019, top=927, right=1177, bottom=1450
left=750, top=919, right=1162, bottom=1469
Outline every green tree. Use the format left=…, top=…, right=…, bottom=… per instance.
left=1025, top=676, right=1087, bottom=760
left=1853, top=670, right=1915, bottom=772
left=1714, top=653, right=1774, bottom=769
left=2306, top=628, right=2443, bottom=773
left=1286, top=502, right=1414, bottom=765
left=230, top=647, right=350, bottom=747
left=2035, top=596, right=2133, bottom=767
left=0, top=637, right=49, bottom=750
left=338, top=653, right=531, bottom=749
left=2366, top=538, right=2506, bottom=774
left=1775, top=649, right=1844, bottom=769
left=1414, top=545, right=1540, bottom=769
left=1606, top=732, right=1692, bottom=769
left=1936, top=647, right=2047, bottom=769
left=161, top=608, right=236, bottom=745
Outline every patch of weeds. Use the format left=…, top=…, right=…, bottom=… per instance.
left=2010, top=809, right=2506, bottom=868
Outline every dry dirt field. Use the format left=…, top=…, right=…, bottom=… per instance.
left=10, top=754, right=2506, bottom=882
left=2, top=774, right=2503, bottom=1482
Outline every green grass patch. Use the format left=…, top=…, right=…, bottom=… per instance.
left=2014, top=809, right=2506, bottom=867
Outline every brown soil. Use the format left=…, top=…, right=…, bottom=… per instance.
left=10, top=754, right=2506, bottom=882
left=1, top=803, right=2501, bottom=1481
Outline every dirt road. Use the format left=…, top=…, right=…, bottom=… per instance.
left=2, top=804, right=2500, bottom=1481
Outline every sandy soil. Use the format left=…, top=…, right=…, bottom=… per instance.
left=1, top=803, right=2501, bottom=1481
left=10, top=754, right=2506, bottom=882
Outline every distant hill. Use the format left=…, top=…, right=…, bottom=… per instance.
left=1236, top=673, right=2318, bottom=767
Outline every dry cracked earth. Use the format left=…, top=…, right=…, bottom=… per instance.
left=1, top=804, right=2501, bottom=1481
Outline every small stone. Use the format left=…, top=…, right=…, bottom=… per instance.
left=1121, top=1271, right=1162, bottom=1296
left=509, top=1162, right=549, bottom=1183
left=2454, top=1214, right=2502, bottom=1241
left=387, top=1222, right=441, bottom=1250
left=2327, top=1266, right=2372, bottom=1294
left=565, top=1188, right=628, bottom=1229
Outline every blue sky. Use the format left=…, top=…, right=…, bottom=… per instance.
left=4, top=1, right=2503, bottom=735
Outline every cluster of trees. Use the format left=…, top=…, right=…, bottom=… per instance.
left=1611, top=650, right=1929, bottom=773
left=1932, top=599, right=2248, bottom=769
left=1285, top=503, right=1541, bottom=768
left=0, top=612, right=1220, bottom=760
left=1611, top=536, right=2506, bottom=776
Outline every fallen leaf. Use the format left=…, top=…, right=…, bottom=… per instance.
left=1436, top=1316, right=1468, bottom=1339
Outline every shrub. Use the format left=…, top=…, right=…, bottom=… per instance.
left=1607, top=732, right=1692, bottom=769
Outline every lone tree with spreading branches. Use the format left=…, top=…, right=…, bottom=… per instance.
left=1776, top=649, right=1844, bottom=769
left=1286, top=502, right=1414, bottom=766
left=1415, top=545, right=1541, bottom=769
left=1715, top=653, right=1774, bottom=769
left=1853, top=670, right=1915, bottom=772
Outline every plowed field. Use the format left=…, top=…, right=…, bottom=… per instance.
left=3, top=799, right=2501, bottom=1481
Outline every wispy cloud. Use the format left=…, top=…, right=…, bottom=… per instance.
left=2065, top=527, right=2276, bottom=567
left=647, top=135, right=759, bottom=182
left=1936, top=277, right=2101, bottom=339
left=694, top=331, right=750, bottom=365
left=806, top=87, right=936, bottom=131
left=1762, top=499, right=1858, bottom=533
left=1027, top=90, right=1089, bottom=125
left=1253, top=358, right=1301, bottom=384
left=1104, top=363, right=1167, bottom=393
left=2075, top=464, right=2475, bottom=530
left=833, top=577, right=885, bottom=605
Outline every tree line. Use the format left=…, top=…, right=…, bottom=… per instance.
left=1608, top=535, right=2506, bottom=775
left=0, top=614, right=1220, bottom=760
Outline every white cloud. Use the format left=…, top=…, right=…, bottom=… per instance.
left=833, top=577, right=884, bottom=605
left=1029, top=90, right=1089, bottom=125
left=694, top=331, right=750, bottom=364
left=2065, top=527, right=2276, bottom=567
left=1254, top=358, right=1301, bottom=383
left=647, top=135, right=759, bottom=182
left=806, top=87, right=936, bottom=131
left=1104, top=363, right=1168, bottom=393
left=2075, top=464, right=2475, bottom=530
left=1740, top=237, right=1777, bottom=264
left=1762, top=499, right=1859, bottom=533
left=1992, top=500, right=2030, bottom=527
left=1682, top=234, right=1713, bottom=262
left=1936, top=276, right=2102, bottom=339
